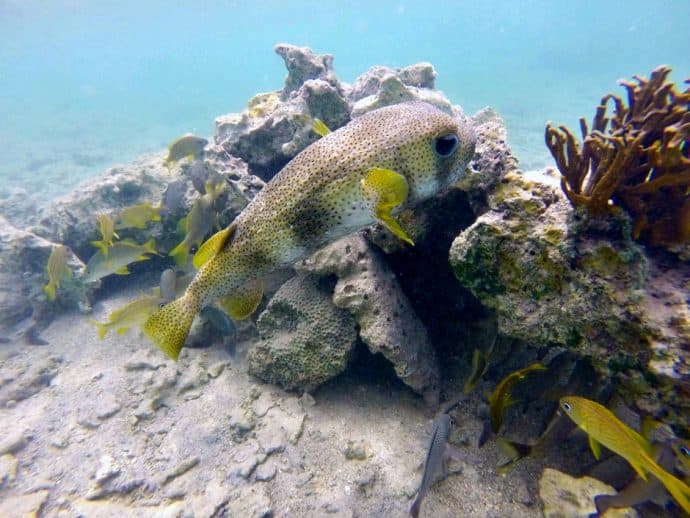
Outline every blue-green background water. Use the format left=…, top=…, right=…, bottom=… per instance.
left=1, top=0, right=689, bottom=203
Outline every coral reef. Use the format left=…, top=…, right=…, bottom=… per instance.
left=249, top=273, right=357, bottom=391
left=215, top=44, right=350, bottom=180
left=4, top=41, right=690, bottom=518
left=546, top=65, right=690, bottom=248
left=450, top=169, right=690, bottom=429
left=297, top=234, right=441, bottom=405
left=347, top=63, right=453, bottom=117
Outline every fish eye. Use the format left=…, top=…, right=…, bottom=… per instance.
left=562, top=402, right=572, bottom=411
left=434, top=133, right=459, bottom=157
left=158, top=302, right=167, bottom=309
left=680, top=446, right=690, bottom=457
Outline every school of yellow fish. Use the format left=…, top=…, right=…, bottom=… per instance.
left=39, top=105, right=690, bottom=516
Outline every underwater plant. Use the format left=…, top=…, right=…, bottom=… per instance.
left=545, top=65, right=690, bottom=246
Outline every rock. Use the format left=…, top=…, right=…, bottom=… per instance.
left=275, top=43, right=342, bottom=97
left=0, top=490, right=49, bottom=517
left=349, top=64, right=435, bottom=102
left=457, top=108, right=520, bottom=215
left=214, top=44, right=350, bottom=181
left=449, top=169, right=690, bottom=428
left=250, top=273, right=357, bottom=391
left=34, top=154, right=171, bottom=260
left=0, top=429, right=29, bottom=455
left=123, top=351, right=166, bottom=371
left=214, top=93, right=313, bottom=181
left=354, top=468, right=377, bottom=497
left=207, top=361, right=229, bottom=379
left=0, top=453, right=18, bottom=488
left=0, top=355, right=62, bottom=405
left=224, top=483, right=273, bottom=518
left=71, top=499, right=183, bottom=518
left=94, top=454, right=120, bottom=484
left=162, top=456, right=199, bottom=485
left=349, top=63, right=451, bottom=117
left=299, top=392, right=316, bottom=409
left=255, top=460, right=277, bottom=482
left=231, top=453, right=265, bottom=480
left=344, top=439, right=368, bottom=460
left=298, top=234, right=440, bottom=404
left=0, top=271, right=32, bottom=331
left=539, top=468, right=636, bottom=518
left=95, top=394, right=121, bottom=419
left=0, top=217, right=88, bottom=328
left=228, top=406, right=256, bottom=440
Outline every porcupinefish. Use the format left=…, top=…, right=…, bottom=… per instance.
left=144, top=101, right=476, bottom=360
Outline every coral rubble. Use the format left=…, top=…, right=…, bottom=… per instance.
left=546, top=65, right=690, bottom=248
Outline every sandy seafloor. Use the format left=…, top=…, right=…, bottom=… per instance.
left=0, top=273, right=597, bottom=517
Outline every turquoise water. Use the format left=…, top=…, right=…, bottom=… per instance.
left=1, top=0, right=689, bottom=202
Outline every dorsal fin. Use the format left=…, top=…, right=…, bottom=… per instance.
left=193, top=222, right=237, bottom=269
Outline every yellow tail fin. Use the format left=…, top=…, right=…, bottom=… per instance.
left=169, top=241, right=189, bottom=267
left=44, top=283, right=56, bottom=302
left=649, top=459, right=690, bottom=513
left=143, top=294, right=198, bottom=360
left=90, top=240, right=109, bottom=257
left=89, top=320, right=108, bottom=340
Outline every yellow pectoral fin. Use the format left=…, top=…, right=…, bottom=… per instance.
left=218, top=279, right=264, bottom=320
left=361, top=168, right=414, bottom=246
left=192, top=223, right=237, bottom=269
left=588, top=435, right=602, bottom=460
left=312, top=118, right=331, bottom=137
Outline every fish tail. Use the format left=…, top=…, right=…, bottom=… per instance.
left=89, top=320, right=108, bottom=340
left=649, top=461, right=690, bottom=513
left=90, top=240, right=109, bottom=257
left=143, top=238, right=158, bottom=255
left=143, top=293, right=199, bottom=360
left=44, top=283, right=56, bottom=302
left=409, top=496, right=422, bottom=518
left=497, top=438, right=532, bottom=461
left=169, top=241, right=189, bottom=267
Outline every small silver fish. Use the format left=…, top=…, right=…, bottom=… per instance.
left=159, top=268, right=177, bottom=305
left=161, top=180, right=189, bottom=217
left=410, top=413, right=463, bottom=517
left=188, top=160, right=209, bottom=195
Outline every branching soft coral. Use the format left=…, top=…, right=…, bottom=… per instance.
left=545, top=66, right=690, bottom=246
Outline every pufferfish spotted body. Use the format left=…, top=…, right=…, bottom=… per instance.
left=145, top=101, right=477, bottom=360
